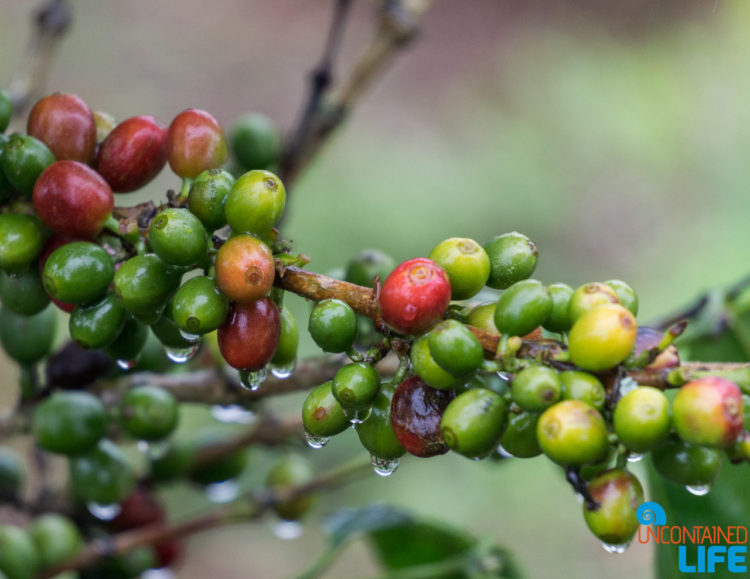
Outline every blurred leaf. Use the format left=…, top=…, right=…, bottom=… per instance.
left=323, top=504, right=412, bottom=549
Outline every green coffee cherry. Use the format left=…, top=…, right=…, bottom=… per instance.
left=410, top=335, right=461, bottom=390
left=511, top=365, right=562, bottom=412
left=103, top=317, right=149, bottom=363
left=537, top=400, right=608, bottom=466
left=543, top=282, right=574, bottom=333
left=0, top=450, right=24, bottom=499
left=429, top=237, right=490, bottom=300
left=499, top=411, right=542, bottom=458
left=119, top=386, right=179, bottom=441
left=69, top=293, right=128, bottom=349
left=0, top=133, right=55, bottom=196
left=559, top=371, right=606, bottom=410
left=605, top=280, right=638, bottom=316
left=187, top=168, right=235, bottom=230
left=43, top=242, right=114, bottom=305
left=427, top=320, right=484, bottom=377
left=441, top=388, right=507, bottom=458
left=265, top=453, right=315, bottom=521
left=0, top=267, right=49, bottom=315
left=70, top=439, right=136, bottom=504
left=29, top=514, right=83, bottom=570
left=568, top=282, right=620, bottom=323
left=190, top=430, right=248, bottom=485
left=271, top=305, right=299, bottom=367
left=308, top=299, right=357, bottom=353
left=229, top=113, right=281, bottom=171
left=224, top=169, right=286, bottom=235
left=302, top=381, right=349, bottom=438
left=149, top=208, right=208, bottom=267
left=332, top=363, right=380, bottom=410
left=355, top=382, right=406, bottom=460
left=150, top=438, right=193, bottom=482
left=493, top=279, right=551, bottom=337
left=170, top=276, right=229, bottom=335
left=0, top=90, right=11, bottom=133
left=0, top=305, right=56, bottom=365
left=113, top=254, right=183, bottom=323
left=672, top=377, right=743, bottom=447
left=568, top=304, right=637, bottom=372
left=0, top=214, right=45, bottom=272
left=150, top=309, right=196, bottom=349
left=613, top=387, right=670, bottom=453
left=484, top=232, right=538, bottom=290
left=0, top=525, right=37, bottom=579
left=651, top=439, right=721, bottom=487
left=466, top=302, right=498, bottom=334
left=345, top=249, right=395, bottom=288
left=32, top=391, right=107, bottom=455
left=583, top=469, right=644, bottom=546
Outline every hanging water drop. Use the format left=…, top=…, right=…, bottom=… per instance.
left=273, top=520, right=303, bottom=540
left=205, top=479, right=240, bottom=503
left=116, top=358, right=138, bottom=370
left=304, top=431, right=330, bottom=449
left=211, top=404, right=256, bottom=424
left=87, top=501, right=122, bottom=520
left=601, top=541, right=631, bottom=554
left=685, top=484, right=711, bottom=496
left=164, top=342, right=199, bottom=364
left=627, top=452, right=644, bottom=463
left=344, top=407, right=371, bottom=425
left=269, top=360, right=296, bottom=379
left=238, top=368, right=266, bottom=391
left=178, top=329, right=200, bottom=343
left=495, top=444, right=513, bottom=458
left=371, top=455, right=399, bottom=477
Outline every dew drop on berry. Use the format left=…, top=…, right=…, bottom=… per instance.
left=165, top=343, right=199, bottom=364
left=87, top=501, right=122, bottom=520
left=304, top=431, right=330, bottom=449
left=205, top=479, right=240, bottom=503
left=239, top=368, right=267, bottom=391
left=370, top=455, right=399, bottom=477
left=344, top=407, right=371, bottom=425
left=495, top=443, right=514, bottom=458
left=627, top=452, right=644, bottom=463
left=117, top=358, right=139, bottom=370
left=210, top=404, right=256, bottom=424
left=272, top=519, right=303, bottom=540
left=601, top=541, right=631, bottom=554
left=178, top=329, right=201, bottom=343
left=685, top=484, right=711, bottom=496
left=270, top=360, right=295, bottom=380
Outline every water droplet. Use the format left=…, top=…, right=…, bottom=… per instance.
left=685, top=484, right=711, bottom=496
left=178, top=329, right=201, bottom=343
left=238, top=368, right=266, bottom=391
left=205, top=479, right=240, bottom=503
left=87, top=501, right=121, bottom=520
left=304, top=431, right=330, bottom=449
left=371, top=455, right=399, bottom=476
left=273, top=519, right=303, bottom=540
left=165, top=342, right=199, bottom=364
left=618, top=377, right=639, bottom=397
left=496, top=372, right=511, bottom=383
left=601, top=541, right=631, bottom=554
left=143, top=569, right=175, bottom=579
left=270, top=360, right=296, bottom=379
left=136, top=439, right=170, bottom=459
left=210, top=404, right=256, bottom=424
left=116, top=358, right=138, bottom=370
left=627, top=453, right=644, bottom=463
left=344, top=407, right=371, bottom=425
left=495, top=444, right=513, bottom=458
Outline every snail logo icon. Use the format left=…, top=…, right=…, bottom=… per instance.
left=636, top=501, right=667, bottom=526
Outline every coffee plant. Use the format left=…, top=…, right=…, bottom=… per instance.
left=0, top=1, right=748, bottom=578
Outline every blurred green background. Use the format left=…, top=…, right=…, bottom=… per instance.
left=1, top=0, right=749, bottom=577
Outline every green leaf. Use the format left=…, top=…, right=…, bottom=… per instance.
left=323, top=504, right=412, bottom=549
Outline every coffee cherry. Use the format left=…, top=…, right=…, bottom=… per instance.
left=651, top=439, right=721, bottom=487
left=0, top=214, right=45, bottom=272
left=410, top=334, right=461, bottom=390
left=379, top=258, right=451, bottom=335
left=428, top=237, right=490, bottom=300
left=95, top=115, right=168, bottom=192
left=499, top=411, right=542, bottom=458
left=103, top=317, right=148, bottom=363
left=119, top=386, right=179, bottom=441
left=149, top=208, right=208, bottom=267
left=33, top=160, right=114, bottom=237
left=493, top=279, right=551, bottom=337
left=32, top=391, right=107, bottom=455
left=0, top=89, right=11, bottom=133
left=266, top=453, right=316, bottom=521
left=29, top=514, right=83, bottom=570
left=302, top=381, right=349, bottom=438
left=93, top=110, right=116, bottom=141
left=0, top=305, right=56, bottom=365
left=559, top=370, right=606, bottom=410
left=38, top=234, right=89, bottom=312
left=113, top=254, right=183, bottom=323
left=332, top=363, right=380, bottom=410
left=390, top=376, right=454, bottom=457
left=187, top=168, right=235, bottom=230
left=605, top=280, right=638, bottom=316
left=583, top=469, right=644, bottom=546
left=345, top=249, right=395, bottom=288
left=214, top=234, right=275, bottom=303
left=27, top=93, right=97, bottom=163
left=543, top=282, right=574, bottom=333
left=0, top=525, right=37, bottom=579
left=70, top=439, right=136, bottom=504
left=150, top=438, right=193, bottom=482
left=218, top=297, right=280, bottom=371
left=150, top=308, right=196, bottom=351
left=309, top=299, right=358, bottom=353
left=171, top=276, right=229, bottom=335
left=112, top=487, right=165, bottom=531
left=727, top=430, right=750, bottom=463
left=464, top=303, right=496, bottom=335
left=484, top=232, right=538, bottom=290
left=441, top=388, right=507, bottom=458
left=45, top=341, right=113, bottom=390
left=0, top=267, right=49, bottom=315
left=167, top=108, right=228, bottom=178
left=190, top=431, right=248, bottom=485
left=271, top=305, right=299, bottom=367
left=613, top=386, right=670, bottom=453
left=568, top=304, right=637, bottom=372
left=69, top=293, right=128, bottom=349
left=42, top=241, right=114, bottom=304
left=1, top=134, right=55, bottom=196
left=672, top=376, right=743, bottom=447
left=537, top=400, right=608, bottom=466
left=229, top=113, right=281, bottom=171
left=356, top=381, right=405, bottom=460
left=568, top=282, right=620, bottom=323
left=511, top=365, right=562, bottom=412
left=224, top=169, right=286, bottom=235
left=0, top=450, right=23, bottom=500
left=427, top=319, right=484, bottom=377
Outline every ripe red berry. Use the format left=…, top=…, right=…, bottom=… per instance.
left=95, top=115, right=168, bottom=192
left=33, top=161, right=114, bottom=237
left=379, top=258, right=451, bottom=335
left=218, top=297, right=280, bottom=371
left=112, top=487, right=165, bottom=531
left=27, top=93, right=97, bottom=164
left=672, top=376, right=744, bottom=447
left=167, top=108, right=228, bottom=178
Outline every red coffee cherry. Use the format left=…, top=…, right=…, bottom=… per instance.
left=390, top=376, right=454, bottom=457
left=167, top=108, right=228, bottom=178
left=27, top=93, right=97, bottom=164
left=215, top=235, right=275, bottom=303
left=33, top=161, right=114, bottom=237
left=95, top=115, right=168, bottom=192
left=672, top=376, right=744, bottom=447
left=112, top=487, right=165, bottom=531
left=218, top=297, right=281, bottom=371
left=379, top=258, right=451, bottom=335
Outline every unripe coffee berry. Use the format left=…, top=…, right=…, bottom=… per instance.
left=0, top=305, right=57, bottom=365
left=410, top=335, right=461, bottom=390
left=70, top=439, right=136, bottom=504
left=493, top=279, right=551, bottom=337
left=271, top=305, right=299, bottom=368
left=308, top=299, right=357, bottom=353
left=582, top=469, right=644, bottom=547
left=428, top=237, right=490, bottom=300
left=568, top=304, right=637, bottom=372
left=32, top=391, right=107, bottom=455
left=537, top=400, right=608, bottom=466
left=224, top=169, right=286, bottom=235
left=1, top=133, right=55, bottom=196
left=499, top=411, right=542, bottom=458
left=43, top=241, right=114, bottom=304
left=441, top=388, right=507, bottom=458
left=0, top=213, right=45, bottom=272
left=215, top=234, right=275, bottom=303
left=543, top=282, right=574, bottom=333
left=332, top=363, right=380, bottom=411
left=605, top=280, right=638, bottom=316
left=171, top=276, right=229, bottom=335
left=613, top=386, right=670, bottom=453
left=302, top=381, right=349, bottom=438
left=229, top=112, right=281, bottom=171
left=29, top=514, right=83, bottom=570
left=265, top=454, right=316, bottom=521
left=559, top=370, right=606, bottom=410
left=484, top=232, right=538, bottom=290
left=651, top=439, right=721, bottom=487
left=345, top=249, right=395, bottom=288
left=427, top=319, right=484, bottom=377
left=672, top=376, right=743, bottom=447
left=187, top=169, right=235, bottom=230
left=356, top=382, right=406, bottom=461
left=149, top=208, right=208, bottom=267
left=568, top=282, right=621, bottom=322
left=119, top=386, right=179, bottom=441
left=511, top=365, right=562, bottom=412
left=69, top=293, right=128, bottom=349
left=466, top=302, right=498, bottom=334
